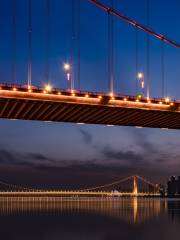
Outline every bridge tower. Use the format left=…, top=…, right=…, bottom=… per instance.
left=133, top=176, right=138, bottom=196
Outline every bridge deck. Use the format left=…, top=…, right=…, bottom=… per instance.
left=0, top=86, right=180, bottom=129
left=0, top=191, right=160, bottom=197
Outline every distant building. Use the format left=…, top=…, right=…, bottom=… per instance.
left=167, top=176, right=180, bottom=197
left=177, top=176, right=180, bottom=195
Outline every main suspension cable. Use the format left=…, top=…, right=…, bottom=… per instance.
left=88, top=0, right=180, bottom=48
left=79, top=175, right=133, bottom=192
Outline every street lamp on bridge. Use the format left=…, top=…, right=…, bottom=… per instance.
left=63, top=63, right=71, bottom=82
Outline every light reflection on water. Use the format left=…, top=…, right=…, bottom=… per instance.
left=0, top=197, right=180, bottom=240
left=0, top=197, right=164, bottom=223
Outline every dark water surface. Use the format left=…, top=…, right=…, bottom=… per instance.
left=0, top=197, right=180, bottom=240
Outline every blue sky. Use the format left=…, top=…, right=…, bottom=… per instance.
left=0, top=0, right=180, bottom=188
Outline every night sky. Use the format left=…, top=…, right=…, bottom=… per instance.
left=0, top=0, right=180, bottom=188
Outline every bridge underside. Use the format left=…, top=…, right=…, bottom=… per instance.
left=0, top=88, right=180, bottom=129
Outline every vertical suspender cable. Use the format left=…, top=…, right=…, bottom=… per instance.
left=70, top=0, right=75, bottom=91
left=161, top=40, right=165, bottom=98
left=108, top=0, right=114, bottom=95
left=28, top=0, right=32, bottom=88
left=46, top=0, right=50, bottom=83
left=111, top=2, right=114, bottom=95
left=108, top=10, right=110, bottom=93
left=12, top=0, right=16, bottom=84
left=135, top=26, right=138, bottom=95
left=77, top=0, right=81, bottom=90
left=146, top=0, right=150, bottom=99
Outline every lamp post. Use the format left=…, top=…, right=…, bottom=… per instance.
left=137, top=72, right=145, bottom=98
left=64, top=63, right=72, bottom=90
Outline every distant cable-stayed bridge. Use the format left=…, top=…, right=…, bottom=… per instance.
left=0, top=0, right=179, bottom=129
left=0, top=175, right=161, bottom=197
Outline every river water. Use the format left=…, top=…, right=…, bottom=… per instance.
left=0, top=197, right=179, bottom=240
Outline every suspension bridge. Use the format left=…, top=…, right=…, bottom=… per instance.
left=0, top=0, right=179, bottom=129
left=0, top=175, right=161, bottom=197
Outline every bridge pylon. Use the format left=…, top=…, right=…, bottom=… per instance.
left=133, top=175, right=138, bottom=196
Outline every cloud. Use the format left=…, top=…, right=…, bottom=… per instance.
left=78, top=127, right=173, bottom=168
left=0, top=147, right=178, bottom=188
left=0, top=149, right=54, bottom=167
left=12, top=160, right=172, bottom=188
left=79, top=128, right=93, bottom=145
left=101, top=146, right=143, bottom=165
left=28, top=153, right=50, bottom=162
left=130, top=128, right=157, bottom=154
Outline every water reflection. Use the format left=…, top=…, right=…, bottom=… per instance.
left=0, top=197, right=180, bottom=240
left=0, top=197, right=164, bottom=223
left=168, top=199, right=180, bottom=222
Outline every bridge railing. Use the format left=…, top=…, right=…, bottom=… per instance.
left=0, top=83, right=176, bottom=106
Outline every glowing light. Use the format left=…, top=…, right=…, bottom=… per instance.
left=165, top=97, right=170, bottom=103
left=159, top=101, right=162, bottom=105
left=137, top=94, right=142, bottom=99
left=45, top=84, right=52, bottom=92
left=64, top=63, right=71, bottom=71
left=71, top=93, right=75, bottom=97
left=13, top=87, right=17, bottom=91
left=133, top=176, right=138, bottom=196
left=98, top=95, right=102, bottom=99
left=111, top=96, right=115, bottom=100
left=28, top=85, right=31, bottom=90
left=57, top=92, right=61, bottom=95
left=85, top=94, right=89, bottom=98
left=148, top=100, right=151, bottom=103
left=43, top=90, right=47, bottom=94
left=170, top=102, right=174, bottom=106
left=77, top=123, right=84, bottom=125
left=67, top=73, right=71, bottom=81
left=28, top=89, right=32, bottom=93
left=109, top=92, right=114, bottom=97
left=124, top=97, right=127, bottom=101
left=137, top=72, right=144, bottom=79
left=141, top=81, right=145, bottom=89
